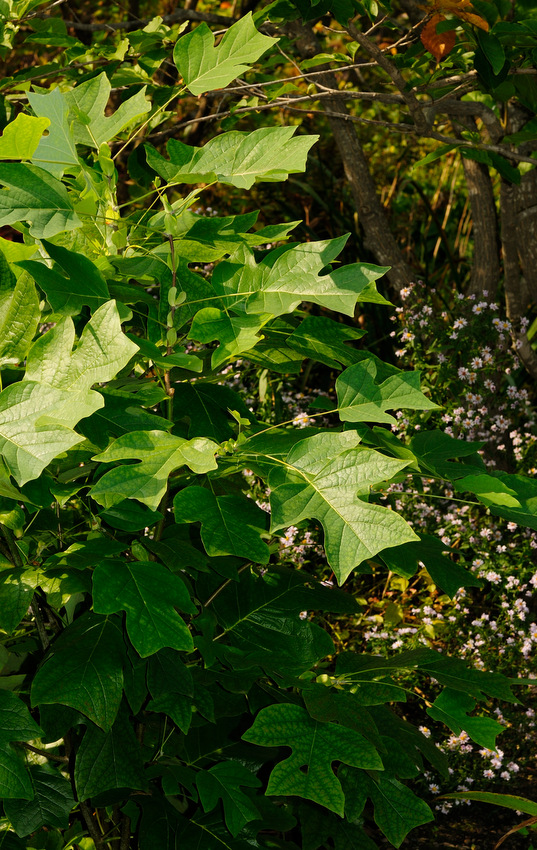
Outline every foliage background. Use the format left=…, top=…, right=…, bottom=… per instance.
left=0, top=0, right=535, bottom=847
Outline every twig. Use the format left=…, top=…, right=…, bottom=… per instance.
left=19, top=742, right=69, bottom=763
left=30, top=595, right=50, bottom=651
left=149, top=96, right=537, bottom=166
left=79, top=801, right=105, bottom=850
left=119, top=814, right=131, bottom=850
left=60, top=7, right=234, bottom=31
left=347, top=21, right=431, bottom=133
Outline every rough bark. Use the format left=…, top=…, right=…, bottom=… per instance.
left=501, top=178, right=537, bottom=380
left=461, top=156, right=501, bottom=297
left=287, top=21, right=414, bottom=293
left=511, top=166, right=537, bottom=304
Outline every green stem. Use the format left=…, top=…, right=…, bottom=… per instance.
left=0, top=524, right=23, bottom=567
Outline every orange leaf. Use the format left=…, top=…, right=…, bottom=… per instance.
left=424, top=0, right=490, bottom=29
left=421, top=14, right=457, bottom=61
left=456, top=10, right=489, bottom=29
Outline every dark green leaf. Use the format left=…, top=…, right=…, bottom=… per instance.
left=380, top=534, right=481, bottom=596
left=92, top=559, right=195, bottom=657
left=341, top=768, right=433, bottom=847
left=31, top=613, right=124, bottom=731
left=4, top=766, right=74, bottom=836
left=0, top=566, right=34, bottom=634
left=19, top=240, right=109, bottom=316
left=74, top=709, right=146, bottom=800
left=427, top=688, right=503, bottom=749
left=196, top=760, right=261, bottom=836
left=455, top=470, right=537, bottom=530
left=174, top=487, right=270, bottom=563
left=242, top=703, right=383, bottom=815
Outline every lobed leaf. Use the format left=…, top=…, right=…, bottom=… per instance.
left=0, top=115, right=50, bottom=161
left=174, top=14, right=277, bottom=96
left=242, top=703, right=383, bottom=816
left=3, top=767, right=74, bottom=837
left=31, top=613, right=124, bottom=731
left=91, top=430, right=219, bottom=511
left=336, top=355, right=439, bottom=424
left=146, top=126, right=317, bottom=189
left=267, top=431, right=418, bottom=583
left=0, top=163, right=80, bottom=238
left=92, top=559, right=195, bottom=657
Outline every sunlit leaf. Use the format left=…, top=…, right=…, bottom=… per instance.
left=242, top=703, right=383, bottom=815
left=174, top=13, right=276, bottom=96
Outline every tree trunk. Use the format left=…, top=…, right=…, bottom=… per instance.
left=462, top=156, right=501, bottom=297
left=501, top=178, right=537, bottom=380
left=287, top=21, right=414, bottom=293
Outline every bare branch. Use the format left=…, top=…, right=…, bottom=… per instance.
left=346, top=21, right=431, bottom=133
left=60, top=7, right=234, bottom=31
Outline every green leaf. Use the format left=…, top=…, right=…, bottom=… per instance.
left=266, top=431, right=418, bottom=583
left=0, top=382, right=85, bottom=487
left=147, top=649, right=193, bottom=734
left=0, top=691, right=43, bottom=800
left=427, top=688, right=503, bottom=749
left=27, top=87, right=79, bottom=177
left=409, top=430, right=485, bottom=479
left=242, top=703, right=383, bottom=815
left=336, top=648, right=518, bottom=703
left=286, top=315, right=365, bottom=369
left=174, top=13, right=277, bottom=96
left=65, top=73, right=150, bottom=148
left=336, top=355, right=439, bottom=424
left=455, top=471, right=537, bottom=530
left=146, top=127, right=317, bottom=189
left=0, top=271, right=39, bottom=366
left=380, top=534, right=481, bottom=596
left=173, top=382, right=254, bottom=440
left=299, top=803, right=379, bottom=850
left=24, top=300, right=139, bottom=399
left=189, top=307, right=267, bottom=368
left=92, top=559, right=195, bottom=657
left=3, top=766, right=74, bottom=836
left=216, top=237, right=388, bottom=318
left=0, top=301, right=138, bottom=486
left=91, top=431, right=218, bottom=511
left=0, top=164, right=80, bottom=238
left=174, top=487, right=270, bottom=563
left=0, top=114, right=50, bottom=161
left=340, top=769, right=433, bottom=848
left=0, top=830, right=25, bottom=850
left=77, top=389, right=172, bottom=450
left=31, top=613, right=124, bottom=731
left=208, top=566, right=354, bottom=673
left=74, top=709, right=146, bottom=800
left=0, top=565, right=35, bottom=634
left=476, top=28, right=506, bottom=75
left=196, top=761, right=261, bottom=836
left=19, top=239, right=110, bottom=316
left=442, top=791, right=537, bottom=816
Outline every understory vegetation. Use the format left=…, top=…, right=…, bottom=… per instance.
left=0, top=0, right=535, bottom=848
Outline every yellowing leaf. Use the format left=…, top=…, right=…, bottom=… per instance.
left=420, top=15, right=456, bottom=61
